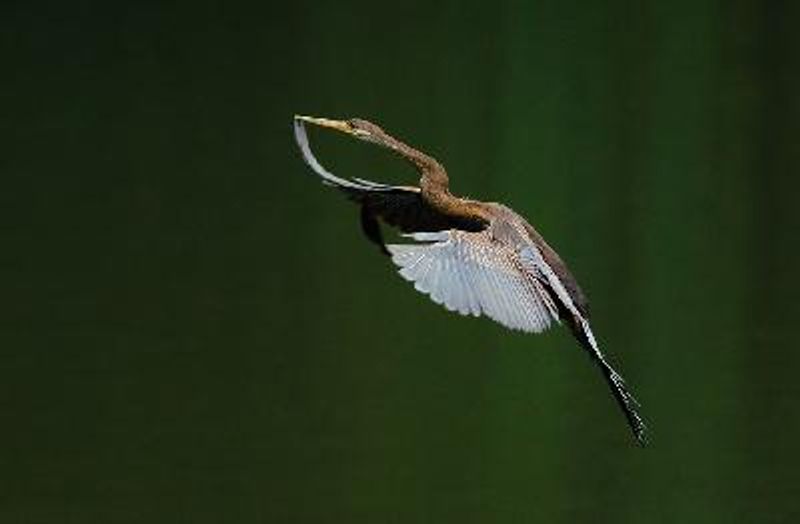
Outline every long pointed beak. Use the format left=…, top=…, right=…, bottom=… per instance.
left=294, top=115, right=353, bottom=135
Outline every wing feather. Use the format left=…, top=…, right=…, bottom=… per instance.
left=387, top=230, right=558, bottom=333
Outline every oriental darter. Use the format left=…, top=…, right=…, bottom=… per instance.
left=293, top=115, right=646, bottom=445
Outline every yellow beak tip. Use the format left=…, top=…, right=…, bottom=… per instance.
left=293, top=115, right=351, bottom=134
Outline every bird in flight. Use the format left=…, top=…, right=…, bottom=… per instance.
left=293, top=115, right=646, bottom=445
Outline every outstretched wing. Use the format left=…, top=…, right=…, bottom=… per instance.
left=294, top=118, right=486, bottom=234
left=296, top=118, right=645, bottom=443
left=386, top=230, right=560, bottom=333
left=388, top=227, right=646, bottom=444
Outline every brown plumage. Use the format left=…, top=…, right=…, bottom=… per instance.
left=294, top=115, right=646, bottom=445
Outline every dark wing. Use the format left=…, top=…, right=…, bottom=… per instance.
left=387, top=222, right=646, bottom=445
left=522, top=221, right=590, bottom=318
left=294, top=119, right=486, bottom=236
left=569, top=315, right=647, bottom=445
left=518, top=231, right=646, bottom=444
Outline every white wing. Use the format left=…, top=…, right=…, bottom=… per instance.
left=387, top=230, right=560, bottom=333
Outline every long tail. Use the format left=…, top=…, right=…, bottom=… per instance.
left=572, top=317, right=647, bottom=446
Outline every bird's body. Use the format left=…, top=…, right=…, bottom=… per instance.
left=294, top=115, right=646, bottom=445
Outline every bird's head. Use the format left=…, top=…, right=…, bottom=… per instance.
left=294, top=115, right=388, bottom=146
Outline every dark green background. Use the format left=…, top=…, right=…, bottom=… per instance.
left=3, top=1, right=799, bottom=522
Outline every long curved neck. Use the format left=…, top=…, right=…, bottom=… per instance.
left=376, top=131, right=492, bottom=226
left=378, top=133, right=450, bottom=196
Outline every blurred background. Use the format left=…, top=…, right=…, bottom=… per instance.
left=3, top=1, right=799, bottom=522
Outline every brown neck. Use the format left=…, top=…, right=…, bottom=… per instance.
left=375, top=130, right=490, bottom=227
left=379, top=133, right=450, bottom=196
